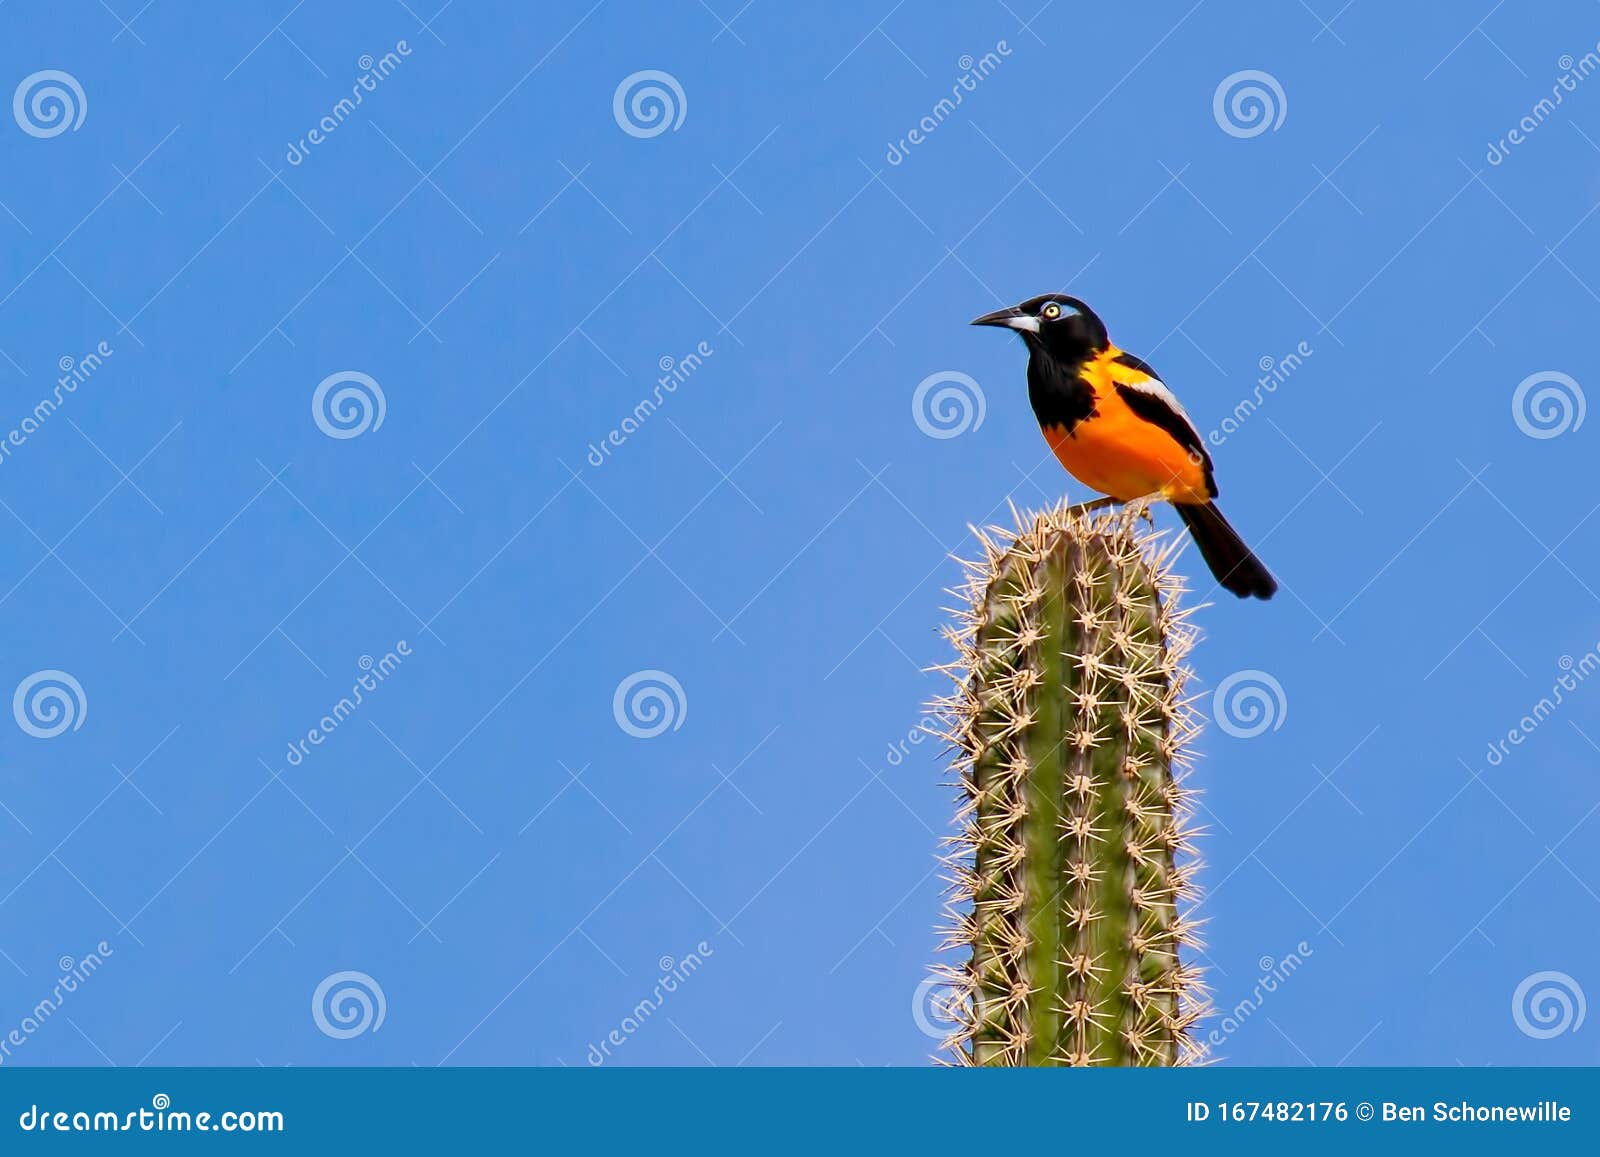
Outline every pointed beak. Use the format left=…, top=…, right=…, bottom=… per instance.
left=970, top=306, right=1039, bottom=333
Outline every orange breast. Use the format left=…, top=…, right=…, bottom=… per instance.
left=1042, top=388, right=1210, bottom=504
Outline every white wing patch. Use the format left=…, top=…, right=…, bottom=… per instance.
left=1119, top=374, right=1199, bottom=435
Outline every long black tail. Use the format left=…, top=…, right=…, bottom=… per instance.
left=1175, top=502, right=1277, bottom=600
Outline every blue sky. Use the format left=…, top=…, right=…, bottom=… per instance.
left=0, top=0, right=1598, bottom=1067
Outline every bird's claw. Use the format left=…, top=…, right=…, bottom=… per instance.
left=1066, top=496, right=1155, bottom=527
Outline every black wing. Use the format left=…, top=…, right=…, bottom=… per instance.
left=1109, top=353, right=1217, bottom=497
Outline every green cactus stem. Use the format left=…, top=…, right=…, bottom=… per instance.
left=931, top=501, right=1207, bottom=1066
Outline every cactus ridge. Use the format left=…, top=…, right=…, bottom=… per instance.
left=930, top=500, right=1211, bottom=1066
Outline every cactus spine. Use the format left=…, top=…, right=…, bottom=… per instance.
left=933, top=502, right=1207, bottom=1065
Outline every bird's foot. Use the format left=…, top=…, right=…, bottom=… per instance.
left=1068, top=495, right=1160, bottom=526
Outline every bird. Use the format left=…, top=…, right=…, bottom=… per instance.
left=972, top=293, right=1277, bottom=600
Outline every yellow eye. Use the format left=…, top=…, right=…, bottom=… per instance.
left=1042, top=302, right=1061, bottom=319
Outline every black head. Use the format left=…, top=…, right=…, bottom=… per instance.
left=970, top=294, right=1109, bottom=360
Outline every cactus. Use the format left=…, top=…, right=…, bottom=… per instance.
left=931, top=500, right=1208, bottom=1066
